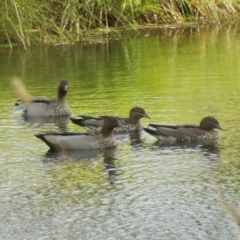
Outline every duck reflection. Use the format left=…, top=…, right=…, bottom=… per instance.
left=44, top=148, right=102, bottom=162
left=199, top=142, right=221, bottom=161
left=43, top=147, right=118, bottom=180
left=102, top=148, right=117, bottom=182
left=14, top=115, right=70, bottom=131
left=129, top=131, right=143, bottom=148
left=153, top=140, right=220, bottom=161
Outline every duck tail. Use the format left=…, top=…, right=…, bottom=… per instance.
left=12, top=104, right=27, bottom=114
left=70, top=117, right=85, bottom=127
left=143, top=127, right=159, bottom=138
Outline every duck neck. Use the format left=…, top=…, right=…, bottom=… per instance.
left=129, top=114, right=140, bottom=124
left=58, top=88, right=67, bottom=101
left=101, top=127, right=114, bottom=138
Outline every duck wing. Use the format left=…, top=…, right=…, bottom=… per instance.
left=31, top=98, right=55, bottom=104
left=35, top=131, right=99, bottom=150
left=71, top=114, right=129, bottom=128
left=13, top=98, right=55, bottom=114
left=70, top=115, right=104, bottom=127
left=149, top=123, right=198, bottom=129
left=148, top=124, right=199, bottom=138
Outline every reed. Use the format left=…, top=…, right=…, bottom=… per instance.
left=1, top=0, right=240, bottom=48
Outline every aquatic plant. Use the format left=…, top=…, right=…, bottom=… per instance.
left=1, top=0, right=240, bottom=48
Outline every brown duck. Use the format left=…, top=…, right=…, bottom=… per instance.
left=144, top=116, right=223, bottom=142
left=13, top=79, right=72, bottom=117
left=35, top=117, right=122, bottom=151
left=70, top=107, right=150, bottom=133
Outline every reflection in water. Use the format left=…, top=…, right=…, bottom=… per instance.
left=129, top=131, right=143, bottom=148
left=102, top=148, right=117, bottom=183
left=153, top=140, right=220, bottom=161
left=2, top=25, right=240, bottom=239
left=200, top=143, right=221, bottom=161
left=44, top=148, right=101, bottom=162
left=14, top=115, right=70, bottom=131
left=44, top=147, right=118, bottom=181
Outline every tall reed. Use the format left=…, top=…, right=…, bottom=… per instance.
left=1, top=0, right=240, bottom=48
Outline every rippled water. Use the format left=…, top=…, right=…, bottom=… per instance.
left=1, top=25, right=240, bottom=239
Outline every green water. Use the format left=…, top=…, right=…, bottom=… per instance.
left=0, top=25, right=240, bottom=239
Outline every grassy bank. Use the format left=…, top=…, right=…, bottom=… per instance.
left=1, top=0, right=240, bottom=49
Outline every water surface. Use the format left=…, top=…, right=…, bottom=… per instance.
left=1, top=25, right=240, bottom=239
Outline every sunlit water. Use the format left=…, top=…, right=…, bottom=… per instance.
left=1, top=25, right=240, bottom=239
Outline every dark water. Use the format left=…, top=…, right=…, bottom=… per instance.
left=1, top=25, right=240, bottom=239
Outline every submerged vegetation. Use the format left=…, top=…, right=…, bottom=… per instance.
left=1, top=0, right=240, bottom=49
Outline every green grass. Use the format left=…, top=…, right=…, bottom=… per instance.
left=1, top=0, right=240, bottom=48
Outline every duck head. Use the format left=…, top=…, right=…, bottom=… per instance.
left=199, top=116, right=223, bottom=131
left=129, top=107, right=150, bottom=123
left=101, top=117, right=123, bottom=137
left=58, top=79, right=69, bottom=100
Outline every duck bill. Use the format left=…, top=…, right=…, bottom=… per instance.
left=218, top=125, right=223, bottom=131
left=144, top=112, right=150, bottom=119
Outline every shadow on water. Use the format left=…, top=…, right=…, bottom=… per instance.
left=13, top=115, right=70, bottom=131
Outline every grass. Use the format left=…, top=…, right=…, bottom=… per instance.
left=1, top=0, right=240, bottom=49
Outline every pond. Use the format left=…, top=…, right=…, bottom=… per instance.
left=1, top=25, right=240, bottom=239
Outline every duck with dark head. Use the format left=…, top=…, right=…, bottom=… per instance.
left=70, top=106, right=150, bottom=133
left=144, top=116, right=223, bottom=143
left=35, top=117, right=122, bottom=151
left=13, top=79, right=72, bottom=117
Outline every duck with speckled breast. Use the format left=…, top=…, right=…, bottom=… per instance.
left=35, top=117, right=122, bottom=151
left=144, top=116, right=223, bottom=143
left=13, top=79, right=72, bottom=117
left=70, top=107, right=150, bottom=133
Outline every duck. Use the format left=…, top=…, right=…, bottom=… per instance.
left=70, top=107, right=150, bottom=133
left=35, top=117, right=122, bottom=151
left=144, top=116, right=223, bottom=142
left=12, top=79, right=72, bottom=117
